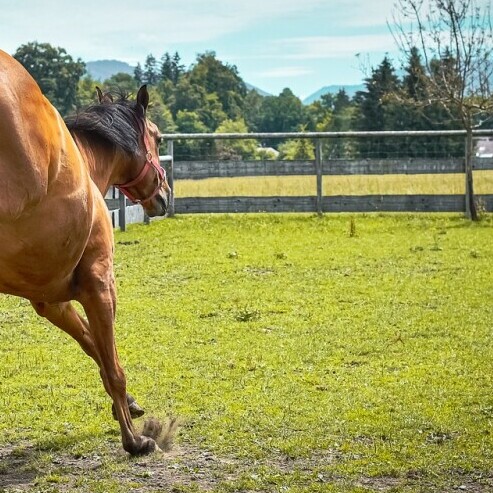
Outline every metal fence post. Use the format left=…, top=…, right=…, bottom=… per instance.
left=315, top=139, right=323, bottom=215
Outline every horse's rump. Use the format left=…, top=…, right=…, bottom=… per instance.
left=0, top=50, right=97, bottom=300
left=0, top=49, right=81, bottom=220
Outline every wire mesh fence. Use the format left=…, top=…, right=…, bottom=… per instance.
left=163, top=131, right=493, bottom=213
left=106, top=130, right=493, bottom=228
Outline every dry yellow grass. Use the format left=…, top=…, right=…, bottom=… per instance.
left=174, top=171, right=493, bottom=197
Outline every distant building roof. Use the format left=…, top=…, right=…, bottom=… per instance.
left=474, top=137, right=493, bottom=158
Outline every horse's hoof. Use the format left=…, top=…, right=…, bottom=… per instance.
left=128, top=399, right=145, bottom=419
left=112, top=394, right=145, bottom=420
left=126, top=436, right=159, bottom=456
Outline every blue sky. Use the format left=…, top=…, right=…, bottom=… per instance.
left=1, top=0, right=403, bottom=99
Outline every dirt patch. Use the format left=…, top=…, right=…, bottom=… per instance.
left=1, top=442, right=493, bottom=492
left=0, top=443, right=39, bottom=491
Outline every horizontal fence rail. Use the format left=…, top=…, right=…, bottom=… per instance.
left=173, top=157, right=493, bottom=180
left=105, top=130, right=493, bottom=228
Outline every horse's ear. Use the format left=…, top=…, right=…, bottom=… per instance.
left=96, top=87, right=113, bottom=103
left=136, top=85, right=149, bottom=115
left=96, top=86, right=104, bottom=103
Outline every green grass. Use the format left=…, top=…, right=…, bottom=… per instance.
left=0, top=213, right=493, bottom=492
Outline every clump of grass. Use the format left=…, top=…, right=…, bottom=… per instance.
left=235, top=308, right=261, bottom=322
left=348, top=217, right=357, bottom=237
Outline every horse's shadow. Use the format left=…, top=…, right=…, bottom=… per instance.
left=0, top=443, right=39, bottom=489
left=0, top=432, right=120, bottom=490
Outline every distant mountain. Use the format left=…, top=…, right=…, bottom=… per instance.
left=303, top=84, right=365, bottom=105
left=86, top=60, right=134, bottom=81
left=245, top=82, right=271, bottom=97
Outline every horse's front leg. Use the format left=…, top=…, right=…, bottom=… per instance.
left=30, top=300, right=144, bottom=420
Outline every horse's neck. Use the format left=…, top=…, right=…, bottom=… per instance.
left=72, top=134, right=119, bottom=196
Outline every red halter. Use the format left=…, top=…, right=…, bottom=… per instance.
left=116, top=119, right=165, bottom=204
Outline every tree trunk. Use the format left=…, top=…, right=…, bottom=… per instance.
left=465, top=128, right=478, bottom=221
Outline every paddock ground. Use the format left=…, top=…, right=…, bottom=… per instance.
left=0, top=213, right=492, bottom=492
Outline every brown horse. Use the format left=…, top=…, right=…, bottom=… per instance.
left=0, top=50, right=171, bottom=455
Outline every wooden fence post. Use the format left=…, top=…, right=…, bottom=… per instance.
left=315, top=139, right=323, bottom=215
left=118, top=191, right=126, bottom=232
left=166, top=140, right=175, bottom=217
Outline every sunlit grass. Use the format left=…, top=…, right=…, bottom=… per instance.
left=175, top=170, right=493, bottom=197
left=0, top=213, right=492, bottom=491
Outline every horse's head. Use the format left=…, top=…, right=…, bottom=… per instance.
left=108, top=86, right=171, bottom=217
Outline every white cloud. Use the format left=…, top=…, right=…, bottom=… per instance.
left=271, top=33, right=396, bottom=60
left=0, top=0, right=330, bottom=59
left=258, top=66, right=313, bottom=78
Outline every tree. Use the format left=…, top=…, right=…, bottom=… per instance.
left=214, top=119, right=258, bottom=160
left=14, top=42, right=85, bottom=116
left=103, top=72, right=138, bottom=94
left=390, top=0, right=493, bottom=219
left=146, top=87, right=176, bottom=133
left=354, top=56, right=401, bottom=132
left=77, top=75, right=99, bottom=109
left=143, top=54, right=159, bottom=85
left=171, top=52, right=185, bottom=84
left=353, top=57, right=401, bottom=157
left=189, top=51, right=247, bottom=120
left=174, top=110, right=211, bottom=160
left=257, top=88, right=306, bottom=134
left=160, top=51, right=184, bottom=84
left=243, top=89, right=265, bottom=132
left=278, top=137, right=315, bottom=160
left=134, top=62, right=143, bottom=85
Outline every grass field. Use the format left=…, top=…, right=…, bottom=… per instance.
left=0, top=213, right=492, bottom=492
left=174, top=171, right=493, bottom=197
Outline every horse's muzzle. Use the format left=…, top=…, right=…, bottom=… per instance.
left=147, top=190, right=169, bottom=217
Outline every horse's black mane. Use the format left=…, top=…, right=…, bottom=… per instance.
left=64, top=95, right=141, bottom=155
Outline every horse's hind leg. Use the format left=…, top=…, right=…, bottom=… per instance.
left=74, top=261, right=158, bottom=456
left=79, top=292, right=158, bottom=455
left=30, top=301, right=144, bottom=419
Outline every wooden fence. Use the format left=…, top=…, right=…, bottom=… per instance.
left=106, top=130, right=493, bottom=229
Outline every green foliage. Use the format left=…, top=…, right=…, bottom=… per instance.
left=353, top=56, right=400, bottom=133
left=143, top=54, right=159, bottom=85
left=103, top=72, right=138, bottom=94
left=146, top=87, right=176, bottom=133
left=160, top=51, right=184, bottom=85
left=214, top=119, right=258, bottom=159
left=243, top=89, right=265, bottom=132
left=133, top=62, right=143, bottom=85
left=76, top=75, right=98, bottom=109
left=278, top=138, right=315, bottom=160
left=174, top=110, right=211, bottom=160
left=13, top=39, right=490, bottom=163
left=189, top=51, right=247, bottom=120
left=257, top=88, right=306, bottom=134
left=14, top=41, right=85, bottom=116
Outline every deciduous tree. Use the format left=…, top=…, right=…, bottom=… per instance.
left=14, top=41, right=85, bottom=116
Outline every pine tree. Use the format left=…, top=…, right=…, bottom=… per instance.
left=143, top=54, right=159, bottom=85
left=134, top=62, right=143, bottom=85
left=171, top=52, right=184, bottom=84
left=353, top=56, right=400, bottom=156
left=160, top=52, right=173, bottom=82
